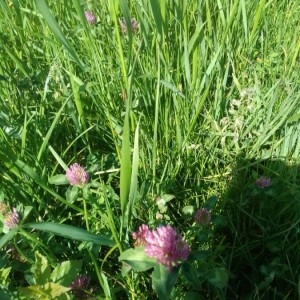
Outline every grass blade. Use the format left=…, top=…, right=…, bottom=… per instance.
left=34, top=0, right=84, bottom=69
left=24, top=222, right=115, bottom=247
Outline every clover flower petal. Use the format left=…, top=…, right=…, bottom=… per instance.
left=119, top=18, right=139, bottom=34
left=132, top=224, right=150, bottom=247
left=66, top=163, right=89, bottom=187
left=3, top=208, right=19, bottom=229
left=255, top=176, right=271, bottom=189
left=85, top=10, right=96, bottom=25
left=194, top=208, right=211, bottom=226
left=144, top=225, right=190, bottom=270
left=70, top=275, right=90, bottom=299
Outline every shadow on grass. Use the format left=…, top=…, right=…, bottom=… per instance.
left=218, top=156, right=300, bottom=299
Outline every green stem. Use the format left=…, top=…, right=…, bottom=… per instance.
left=103, top=207, right=123, bottom=254
left=102, top=183, right=123, bottom=253
left=82, top=196, right=90, bottom=231
left=100, top=244, right=119, bottom=270
left=13, top=239, right=34, bottom=264
left=152, top=45, right=161, bottom=180
left=88, top=249, right=109, bottom=298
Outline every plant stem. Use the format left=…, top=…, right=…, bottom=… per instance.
left=83, top=196, right=90, bottom=231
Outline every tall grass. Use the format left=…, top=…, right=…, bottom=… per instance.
left=1, top=0, right=300, bottom=298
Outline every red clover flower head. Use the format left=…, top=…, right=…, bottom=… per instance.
left=144, top=225, right=190, bottom=270
left=119, top=18, right=139, bottom=35
left=255, top=176, right=271, bottom=189
left=194, top=208, right=211, bottom=226
left=3, top=208, right=19, bottom=229
left=84, top=10, right=96, bottom=25
left=66, top=163, right=89, bottom=187
left=132, top=224, right=150, bottom=247
left=70, top=275, right=90, bottom=299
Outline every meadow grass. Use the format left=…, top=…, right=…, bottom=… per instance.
left=1, top=0, right=300, bottom=299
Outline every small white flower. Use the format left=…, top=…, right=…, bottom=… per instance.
left=220, top=117, right=229, bottom=126
left=231, top=99, right=241, bottom=107
left=240, top=87, right=255, bottom=98
left=234, top=118, right=243, bottom=128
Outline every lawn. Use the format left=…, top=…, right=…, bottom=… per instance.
left=1, top=0, right=300, bottom=299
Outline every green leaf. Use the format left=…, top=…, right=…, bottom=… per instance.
left=204, top=195, right=218, bottom=210
left=119, top=247, right=156, bottom=272
left=66, top=186, right=79, bottom=203
left=24, top=222, right=115, bottom=247
left=181, top=263, right=200, bottom=288
left=189, top=250, right=212, bottom=261
left=101, top=271, right=111, bottom=299
left=22, top=206, right=33, bottom=223
left=182, top=206, right=194, bottom=215
left=120, top=262, right=132, bottom=277
left=0, top=289, right=20, bottom=300
left=161, top=194, right=175, bottom=202
left=48, top=174, right=69, bottom=185
left=160, top=80, right=185, bottom=98
left=205, top=267, right=228, bottom=289
left=156, top=196, right=166, bottom=209
left=156, top=194, right=175, bottom=210
left=0, top=267, right=11, bottom=286
left=184, top=291, right=207, bottom=300
left=152, top=264, right=179, bottom=300
left=0, top=228, right=18, bottom=249
left=287, top=113, right=300, bottom=123
left=51, top=260, right=82, bottom=286
left=32, top=252, right=51, bottom=285
left=18, top=282, right=70, bottom=299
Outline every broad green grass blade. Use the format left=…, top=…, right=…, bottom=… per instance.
left=249, top=0, right=266, bottom=44
left=0, top=228, right=18, bottom=249
left=152, top=46, right=161, bottom=178
left=119, top=111, right=131, bottom=226
left=24, top=222, right=115, bottom=247
left=48, top=145, right=68, bottom=172
left=150, top=0, right=164, bottom=39
left=241, top=0, right=249, bottom=43
left=125, top=121, right=139, bottom=229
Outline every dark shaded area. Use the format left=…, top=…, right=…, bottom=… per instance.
left=217, top=156, right=300, bottom=299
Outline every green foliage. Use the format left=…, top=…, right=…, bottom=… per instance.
left=17, top=252, right=85, bottom=299
left=119, top=246, right=156, bottom=272
left=51, top=260, right=82, bottom=286
left=1, top=0, right=300, bottom=298
left=24, top=222, right=115, bottom=247
left=152, top=264, right=179, bottom=300
left=32, top=252, right=52, bottom=285
left=19, top=283, right=70, bottom=300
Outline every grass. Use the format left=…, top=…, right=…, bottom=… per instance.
left=1, top=0, right=300, bottom=299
